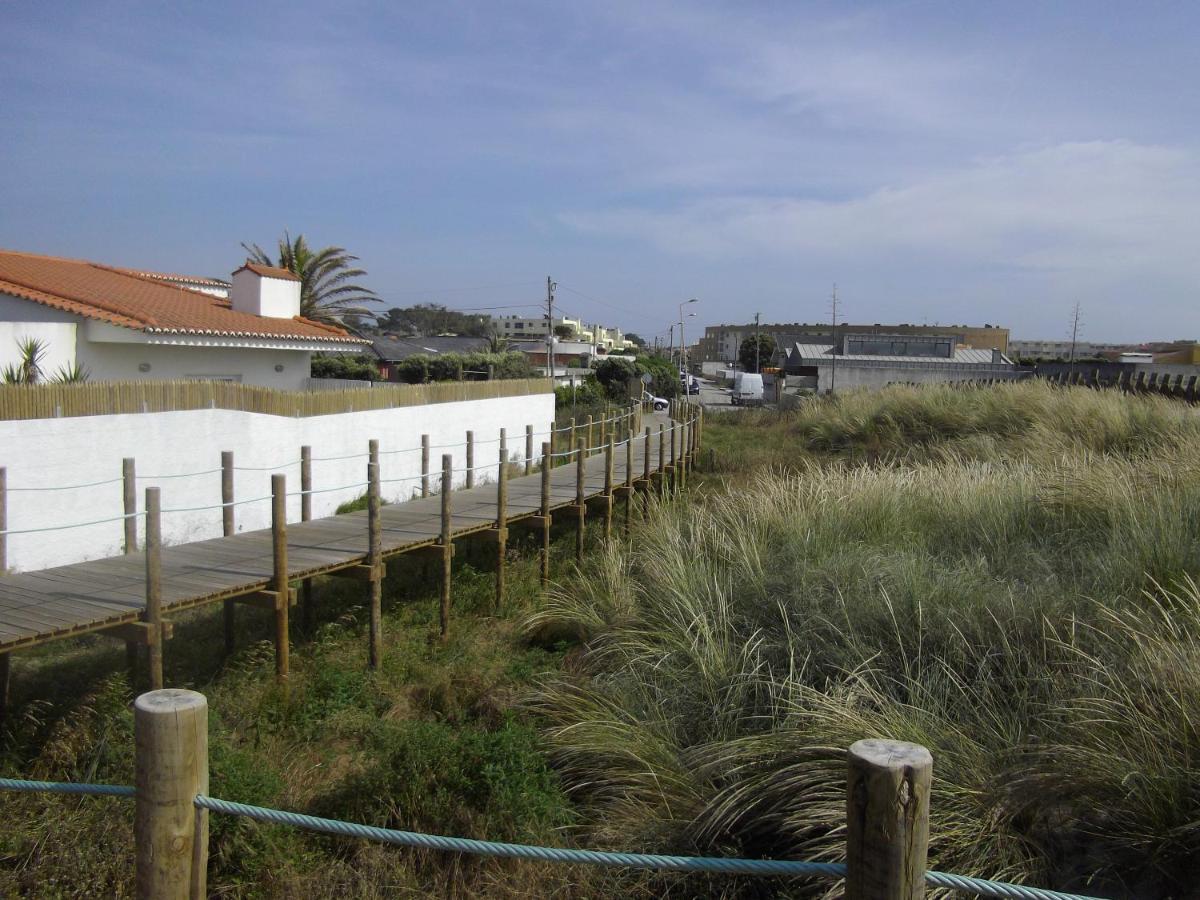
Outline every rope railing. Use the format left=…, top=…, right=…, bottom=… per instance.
left=139, top=468, right=224, bottom=480
left=0, top=511, right=137, bottom=536
left=4, top=475, right=124, bottom=492
left=0, top=777, right=1103, bottom=900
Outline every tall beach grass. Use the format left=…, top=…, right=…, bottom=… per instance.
left=526, top=383, right=1200, bottom=896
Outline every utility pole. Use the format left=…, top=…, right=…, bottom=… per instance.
left=1068, top=301, right=1082, bottom=379
left=830, top=284, right=839, bottom=395
left=754, top=311, right=761, bottom=373
left=546, top=276, right=556, bottom=381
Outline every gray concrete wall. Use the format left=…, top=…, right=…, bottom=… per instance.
left=815, top=362, right=1019, bottom=394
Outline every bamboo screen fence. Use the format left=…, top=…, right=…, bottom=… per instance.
left=0, top=378, right=553, bottom=421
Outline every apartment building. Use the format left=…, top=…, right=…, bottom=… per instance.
left=495, top=315, right=633, bottom=352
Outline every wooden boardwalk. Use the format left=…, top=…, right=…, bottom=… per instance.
left=0, top=407, right=699, bottom=708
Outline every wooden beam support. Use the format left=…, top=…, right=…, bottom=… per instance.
left=495, top=427, right=508, bottom=611
left=123, top=457, right=138, bottom=553
left=367, top=444, right=383, bottom=669
left=603, top=435, right=614, bottom=540
left=270, top=473, right=289, bottom=683
left=575, top=437, right=586, bottom=561
left=540, top=441, right=552, bottom=586
left=439, top=454, right=453, bottom=640
left=100, top=621, right=174, bottom=644
left=144, top=486, right=164, bottom=690
left=328, top=563, right=385, bottom=581
left=300, top=444, right=314, bottom=634
left=525, top=424, right=534, bottom=477
left=465, top=430, right=475, bottom=489
left=221, top=450, right=235, bottom=653
left=421, top=434, right=430, bottom=497
left=235, top=589, right=297, bottom=611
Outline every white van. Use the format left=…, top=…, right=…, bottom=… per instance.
left=731, top=372, right=764, bottom=406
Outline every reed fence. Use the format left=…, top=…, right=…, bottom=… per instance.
left=0, top=378, right=552, bottom=421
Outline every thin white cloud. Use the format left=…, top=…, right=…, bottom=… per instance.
left=561, top=140, right=1200, bottom=277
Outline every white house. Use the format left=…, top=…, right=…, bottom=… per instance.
left=0, top=249, right=367, bottom=389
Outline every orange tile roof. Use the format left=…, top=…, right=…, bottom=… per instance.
left=234, top=261, right=301, bottom=282
left=0, top=249, right=366, bottom=344
left=114, top=267, right=231, bottom=288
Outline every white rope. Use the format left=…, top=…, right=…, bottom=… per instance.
left=139, top=468, right=223, bottom=480
left=1, top=512, right=137, bottom=535
left=5, top=476, right=124, bottom=492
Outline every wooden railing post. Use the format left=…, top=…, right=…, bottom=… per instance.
left=144, top=487, right=164, bottom=691
left=367, top=450, right=383, bottom=669
left=586, top=415, right=594, bottom=453
left=271, top=474, right=289, bottom=683
left=568, top=417, right=576, bottom=453
left=134, top=688, right=209, bottom=900
left=0, top=466, right=7, bottom=575
left=300, top=445, right=314, bottom=634
left=525, top=424, right=533, bottom=477
left=658, top=424, right=666, bottom=497
left=466, top=430, right=475, bottom=489
left=642, top=425, right=652, bottom=521
left=495, top=428, right=508, bottom=610
left=603, top=435, right=614, bottom=540
left=439, top=454, right=453, bottom=640
left=846, top=739, right=932, bottom=900
left=575, top=437, right=586, bottom=561
left=421, top=434, right=430, bottom=497
left=0, top=651, right=8, bottom=727
left=220, top=451, right=236, bottom=652
left=539, top=441, right=552, bottom=586
left=124, top=457, right=138, bottom=553
left=624, top=428, right=633, bottom=536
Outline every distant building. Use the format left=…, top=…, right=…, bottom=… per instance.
left=496, top=315, right=634, bottom=352
left=696, top=321, right=1009, bottom=364
left=368, top=335, right=493, bottom=381
left=780, top=333, right=1018, bottom=394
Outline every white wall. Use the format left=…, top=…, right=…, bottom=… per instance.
left=231, top=270, right=300, bottom=319
left=0, top=322, right=77, bottom=376
left=1, top=393, right=555, bottom=572
left=76, top=339, right=312, bottom=390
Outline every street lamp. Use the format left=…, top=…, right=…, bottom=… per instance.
left=678, top=298, right=699, bottom=375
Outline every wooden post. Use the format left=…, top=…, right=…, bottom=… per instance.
left=0, top=652, right=9, bottom=726
left=642, top=425, right=652, bottom=521
left=439, top=454, right=452, bottom=639
left=658, top=425, right=666, bottom=497
left=271, top=474, right=289, bottom=683
left=539, top=441, right=552, bottom=586
left=220, top=450, right=237, bottom=653
left=0, top=466, right=6, bottom=575
left=600, top=409, right=607, bottom=447
left=624, top=429, right=633, bottom=536
left=421, top=434, right=430, bottom=497
left=569, top=417, right=576, bottom=454
left=124, top=457, right=138, bottom=553
left=495, top=428, right=508, bottom=611
left=846, top=739, right=932, bottom=900
left=586, top=415, right=594, bottom=453
left=525, top=424, right=533, bottom=477
left=144, top=487, right=164, bottom=691
left=603, top=435, right=614, bottom=540
left=367, top=454, right=383, bottom=669
left=134, top=688, right=209, bottom=899
left=300, top=445, right=314, bottom=634
left=575, top=437, right=586, bottom=561
left=466, top=430, right=475, bottom=489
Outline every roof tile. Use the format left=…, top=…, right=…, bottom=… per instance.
left=0, top=248, right=364, bottom=344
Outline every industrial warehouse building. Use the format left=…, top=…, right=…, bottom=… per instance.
left=780, top=333, right=1019, bottom=394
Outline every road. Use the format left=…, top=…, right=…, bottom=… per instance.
left=694, top=377, right=731, bottom=410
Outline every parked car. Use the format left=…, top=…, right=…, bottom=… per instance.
left=641, top=390, right=669, bottom=411
left=679, top=373, right=700, bottom=394
left=731, top=372, right=764, bottom=406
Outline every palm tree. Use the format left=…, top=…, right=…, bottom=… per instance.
left=241, top=231, right=381, bottom=325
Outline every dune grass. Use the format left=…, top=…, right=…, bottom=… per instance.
left=526, top=383, right=1200, bottom=897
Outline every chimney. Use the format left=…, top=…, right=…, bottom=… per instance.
left=992, top=348, right=1003, bottom=364
left=230, top=262, right=301, bottom=319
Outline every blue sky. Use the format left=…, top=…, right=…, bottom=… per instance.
left=2, top=1, right=1198, bottom=342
